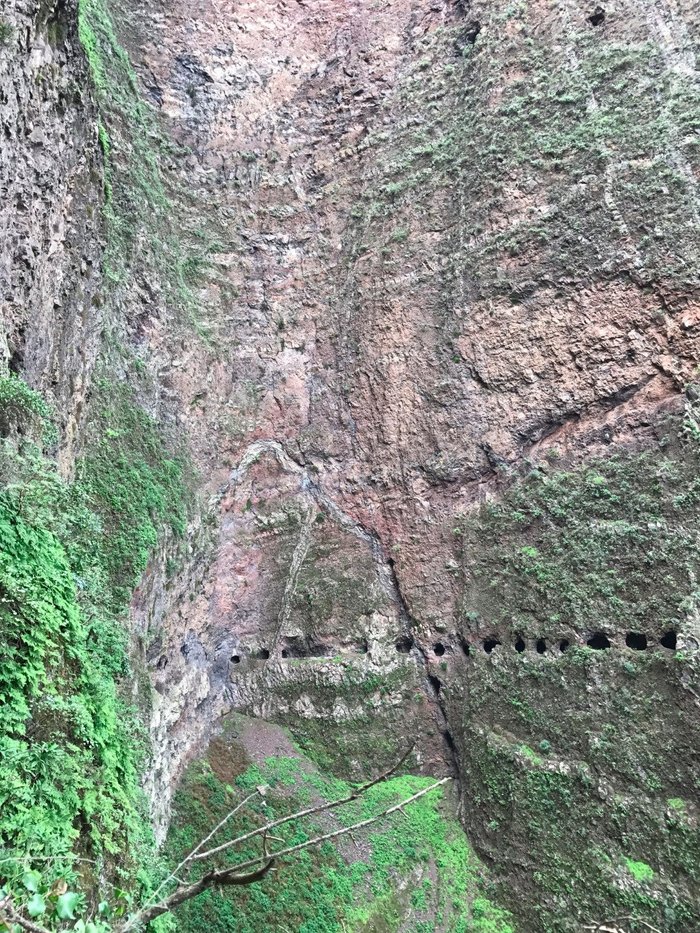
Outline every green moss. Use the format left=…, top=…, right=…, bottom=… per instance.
left=625, top=858, right=654, bottom=883
left=77, top=0, right=217, bottom=323
left=73, top=379, right=188, bottom=611
left=667, top=798, right=686, bottom=812
left=0, top=375, right=58, bottom=447
left=350, top=8, right=699, bottom=315
left=459, top=421, right=700, bottom=637
left=164, top=739, right=514, bottom=933
left=0, top=375, right=188, bottom=892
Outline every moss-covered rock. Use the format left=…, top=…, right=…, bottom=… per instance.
left=164, top=715, right=514, bottom=933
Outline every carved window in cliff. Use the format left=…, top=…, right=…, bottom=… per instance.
left=587, top=633, right=611, bottom=650
left=625, top=632, right=647, bottom=651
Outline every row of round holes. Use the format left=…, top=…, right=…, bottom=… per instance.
left=229, top=631, right=679, bottom=665
left=426, top=630, right=677, bottom=657
left=230, top=644, right=370, bottom=664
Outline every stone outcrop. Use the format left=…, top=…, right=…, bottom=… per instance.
left=2, top=0, right=700, bottom=928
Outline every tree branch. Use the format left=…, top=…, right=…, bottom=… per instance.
left=0, top=899, right=52, bottom=933
left=193, top=744, right=415, bottom=862
left=140, top=788, right=261, bottom=916
left=583, top=919, right=663, bottom=933
left=211, top=776, right=450, bottom=877
left=124, top=859, right=276, bottom=929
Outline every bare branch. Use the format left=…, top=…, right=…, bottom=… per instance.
left=583, top=919, right=663, bottom=933
left=0, top=899, right=52, bottom=933
left=141, top=788, right=261, bottom=915
left=193, top=744, right=415, bottom=863
left=123, top=859, right=276, bottom=929
left=121, top=747, right=438, bottom=933
left=215, top=776, right=450, bottom=877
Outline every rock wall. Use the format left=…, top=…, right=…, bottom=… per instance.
left=0, top=0, right=105, bottom=473
left=2, top=0, right=700, bottom=929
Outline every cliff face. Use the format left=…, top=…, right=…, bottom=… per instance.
left=0, top=0, right=105, bottom=471
left=2, top=0, right=700, bottom=929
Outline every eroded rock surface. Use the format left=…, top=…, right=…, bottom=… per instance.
left=3, top=0, right=700, bottom=928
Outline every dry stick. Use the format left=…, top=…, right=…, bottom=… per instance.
left=140, top=788, right=261, bottom=917
left=193, top=744, right=415, bottom=863
left=207, top=776, right=450, bottom=878
left=0, top=900, right=51, bottom=933
left=120, top=859, right=276, bottom=930
left=126, top=777, right=449, bottom=931
left=583, top=921, right=662, bottom=933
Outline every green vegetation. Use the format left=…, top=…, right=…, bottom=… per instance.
left=463, top=719, right=700, bottom=932
left=165, top=739, right=514, bottom=933
left=77, top=0, right=172, bottom=284
left=455, top=421, right=700, bottom=930
left=77, top=0, right=218, bottom=320
left=350, top=9, right=699, bottom=303
left=0, top=375, right=57, bottom=446
left=0, top=20, right=13, bottom=46
left=625, top=859, right=654, bottom=884
left=2, top=0, right=197, bottom=903
left=0, top=374, right=186, bottom=892
left=75, top=380, right=187, bottom=611
left=458, top=419, right=700, bottom=637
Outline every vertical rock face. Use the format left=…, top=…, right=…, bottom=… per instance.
left=0, top=0, right=105, bottom=472
left=2, top=0, right=700, bottom=928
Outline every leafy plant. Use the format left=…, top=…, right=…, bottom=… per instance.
left=0, top=376, right=57, bottom=447
left=0, top=375, right=187, bottom=896
left=0, top=21, right=13, bottom=46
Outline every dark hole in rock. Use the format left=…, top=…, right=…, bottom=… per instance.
left=587, top=632, right=611, bottom=650
left=388, top=557, right=396, bottom=569
left=455, top=20, right=481, bottom=47
left=396, top=636, right=414, bottom=653
left=281, top=636, right=308, bottom=658
left=443, top=729, right=457, bottom=753
left=515, top=637, right=526, bottom=653
left=8, top=343, right=24, bottom=374
left=356, top=640, right=369, bottom=654
left=428, top=674, right=442, bottom=695
left=258, top=648, right=270, bottom=660
left=483, top=638, right=501, bottom=654
left=434, top=642, right=446, bottom=656
left=559, top=639, right=570, bottom=652
left=536, top=638, right=547, bottom=654
left=231, top=655, right=241, bottom=664
left=156, top=655, right=168, bottom=670
left=588, top=5, right=605, bottom=26
left=309, top=643, right=330, bottom=657
left=458, top=635, right=471, bottom=657
left=660, top=630, right=677, bottom=650
left=465, top=20, right=481, bottom=42
left=625, top=632, right=647, bottom=651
